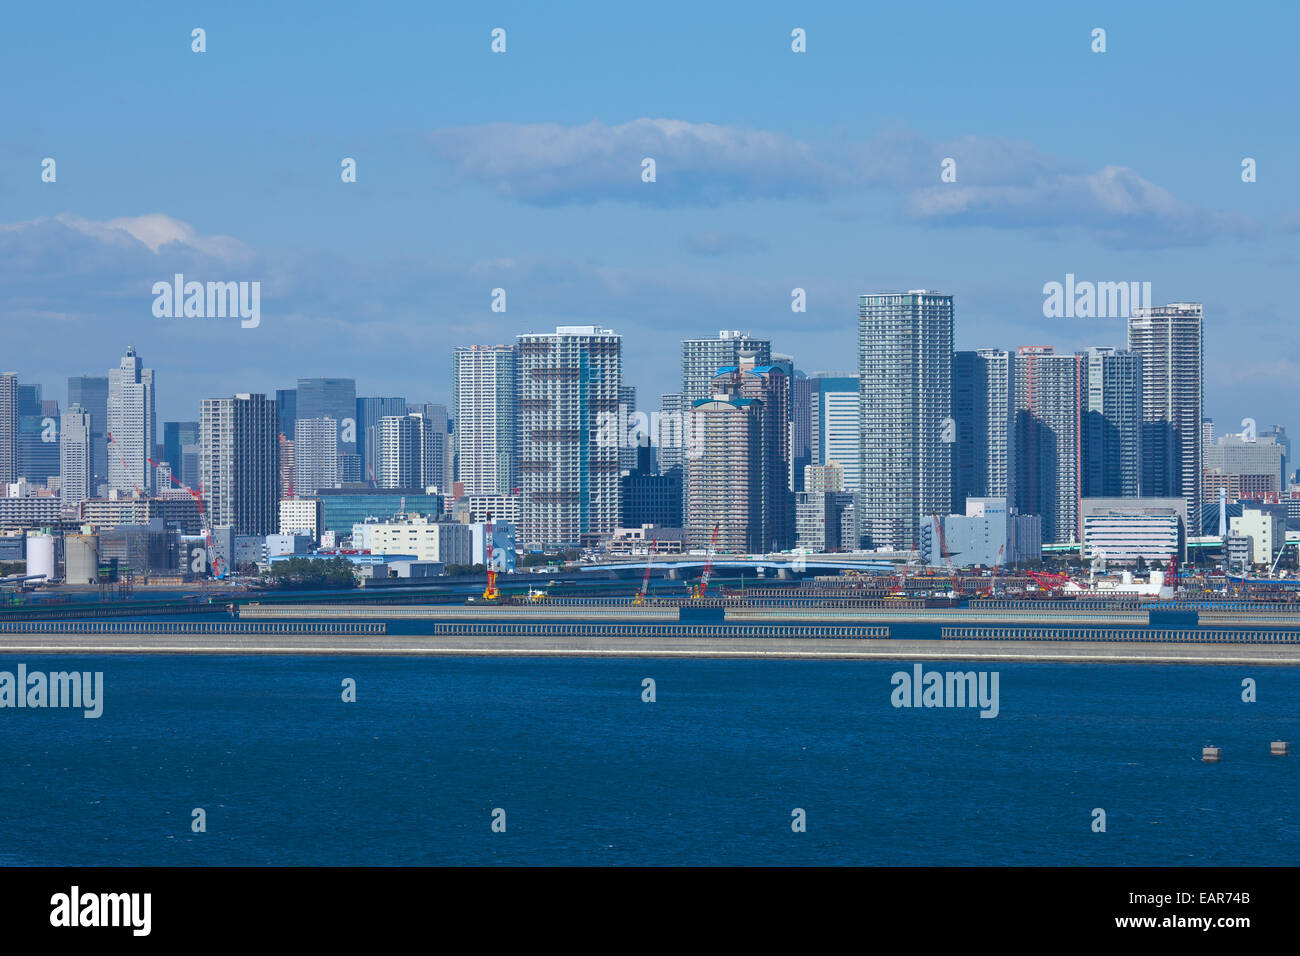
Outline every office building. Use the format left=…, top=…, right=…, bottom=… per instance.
left=199, top=393, right=279, bottom=535
left=516, top=325, right=622, bottom=549
left=296, top=378, right=358, bottom=481
left=1129, top=303, right=1204, bottom=534
left=1231, top=507, right=1286, bottom=566
left=107, top=347, right=156, bottom=496
left=16, top=385, right=59, bottom=484
left=858, top=291, right=953, bottom=550
left=922, top=497, right=1041, bottom=567
left=67, top=375, right=109, bottom=491
left=60, top=405, right=93, bottom=508
left=356, top=396, right=407, bottom=485
left=162, top=421, right=199, bottom=489
left=1205, top=435, right=1286, bottom=496
left=621, top=438, right=682, bottom=528
left=279, top=497, right=324, bottom=539
left=275, top=388, right=297, bottom=440
left=1081, top=497, right=1187, bottom=564
left=810, top=373, right=861, bottom=493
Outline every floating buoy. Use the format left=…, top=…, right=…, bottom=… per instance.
left=1271, top=741, right=1289, bottom=756
left=1202, top=746, right=1222, bottom=763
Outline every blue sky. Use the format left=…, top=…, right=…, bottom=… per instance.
left=2, top=0, right=1298, bottom=433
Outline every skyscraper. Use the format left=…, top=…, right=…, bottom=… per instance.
left=162, top=421, right=199, bottom=488
left=377, top=413, right=443, bottom=490
left=810, top=373, right=861, bottom=493
left=711, top=361, right=793, bottom=551
left=0, top=373, right=20, bottom=484
left=296, top=378, right=358, bottom=482
left=452, top=345, right=517, bottom=496
left=1013, top=346, right=1082, bottom=545
left=516, top=326, right=622, bottom=549
left=619, top=385, right=638, bottom=473
left=68, top=375, right=109, bottom=491
left=952, top=349, right=1012, bottom=509
left=681, top=331, right=772, bottom=407
left=657, top=393, right=683, bottom=474
left=858, top=291, right=953, bottom=550
left=199, top=393, right=279, bottom=535
left=357, top=397, right=407, bottom=485
left=1128, top=303, right=1204, bottom=534
left=790, top=370, right=812, bottom=492
left=685, top=394, right=763, bottom=553
left=275, top=388, right=297, bottom=440
left=60, top=405, right=93, bottom=508
left=293, top=418, right=340, bottom=496
left=107, top=346, right=156, bottom=496
left=407, top=403, right=450, bottom=492
left=1079, top=346, right=1142, bottom=499
left=16, top=385, right=59, bottom=484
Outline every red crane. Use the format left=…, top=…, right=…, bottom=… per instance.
left=482, top=514, right=500, bottom=601
left=694, top=523, right=720, bottom=599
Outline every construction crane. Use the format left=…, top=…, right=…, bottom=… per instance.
left=1026, top=569, right=1071, bottom=594
left=693, top=523, right=719, bottom=599
left=112, top=431, right=226, bottom=579
left=482, top=515, right=500, bottom=601
left=931, top=513, right=959, bottom=566
left=632, top=534, right=655, bottom=605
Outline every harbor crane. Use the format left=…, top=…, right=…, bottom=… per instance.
left=693, top=523, right=720, bottom=599
left=483, top=514, right=500, bottom=601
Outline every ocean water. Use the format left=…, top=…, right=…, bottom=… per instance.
left=0, top=654, right=1296, bottom=866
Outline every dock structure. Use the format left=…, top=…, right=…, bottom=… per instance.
left=941, top=626, right=1300, bottom=644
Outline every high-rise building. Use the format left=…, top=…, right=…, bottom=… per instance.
left=1079, top=347, right=1142, bottom=499
left=516, top=326, right=622, bottom=549
left=681, top=331, right=772, bottom=407
left=685, top=395, right=763, bottom=553
left=199, top=393, right=279, bottom=535
left=107, top=346, right=156, bottom=496
left=452, top=345, right=517, bottom=496
left=1205, top=435, right=1287, bottom=494
left=858, top=291, right=953, bottom=550
left=619, top=385, right=638, bottom=473
left=711, top=361, right=793, bottom=551
left=377, top=413, right=444, bottom=490
left=67, top=375, right=109, bottom=491
left=407, top=403, right=450, bottom=492
left=356, top=396, right=407, bottom=485
left=296, top=378, right=358, bottom=481
left=810, top=373, right=861, bottom=493
left=791, top=370, right=812, bottom=492
left=951, top=349, right=1012, bottom=511
left=16, top=384, right=59, bottom=484
left=162, top=421, right=199, bottom=488
left=1128, top=303, right=1204, bottom=533
left=275, top=388, right=297, bottom=440
left=0, top=373, right=16, bottom=484
left=620, top=437, right=683, bottom=528
left=293, top=418, right=339, bottom=496
left=60, top=405, right=93, bottom=508
left=657, top=393, right=683, bottom=474
left=1013, top=346, right=1082, bottom=544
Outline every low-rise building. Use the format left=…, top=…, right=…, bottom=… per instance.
left=1230, top=507, right=1286, bottom=566
left=1081, top=497, right=1186, bottom=564
left=923, top=497, right=1041, bottom=567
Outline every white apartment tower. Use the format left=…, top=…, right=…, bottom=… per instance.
left=293, top=417, right=339, bottom=496
left=1128, top=303, right=1204, bottom=534
left=858, top=292, right=954, bottom=551
left=107, top=346, right=155, bottom=495
left=452, top=345, right=517, bottom=496
left=516, top=326, right=622, bottom=549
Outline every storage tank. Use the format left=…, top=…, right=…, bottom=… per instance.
left=25, top=532, right=56, bottom=582
left=64, top=534, right=100, bottom=585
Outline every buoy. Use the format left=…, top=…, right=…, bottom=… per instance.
left=1202, top=746, right=1222, bottom=763
left=1271, top=741, right=1289, bottom=756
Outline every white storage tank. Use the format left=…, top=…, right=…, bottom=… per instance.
left=25, top=532, right=56, bottom=582
left=64, top=534, right=100, bottom=585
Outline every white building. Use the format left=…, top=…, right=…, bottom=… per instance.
left=516, top=326, right=622, bottom=549
left=464, top=494, right=522, bottom=526
left=279, top=497, right=324, bottom=539
left=365, top=514, right=472, bottom=565
left=453, top=345, right=517, bottom=496
left=107, top=346, right=156, bottom=495
left=1081, top=498, right=1185, bottom=564
left=293, top=417, right=338, bottom=496
left=378, top=413, right=442, bottom=491
left=471, top=521, right=516, bottom=569
left=1230, top=507, right=1285, bottom=566
left=60, top=405, right=93, bottom=508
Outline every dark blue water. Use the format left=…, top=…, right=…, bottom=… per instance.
left=2, top=655, right=1296, bottom=865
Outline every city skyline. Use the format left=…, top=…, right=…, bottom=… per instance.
left=2, top=4, right=1298, bottom=431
